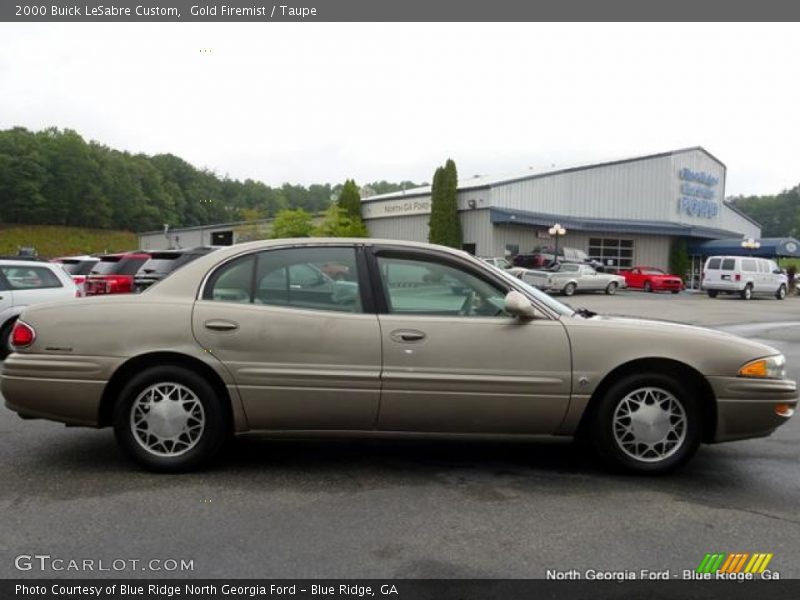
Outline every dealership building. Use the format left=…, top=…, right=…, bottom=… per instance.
left=362, top=147, right=760, bottom=274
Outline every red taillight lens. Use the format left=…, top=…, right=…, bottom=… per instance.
left=11, top=321, right=36, bottom=348
left=735, top=274, right=741, bottom=281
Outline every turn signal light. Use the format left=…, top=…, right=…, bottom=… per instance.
left=738, top=359, right=768, bottom=378
left=11, top=320, right=36, bottom=348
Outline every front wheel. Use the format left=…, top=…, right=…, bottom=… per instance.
left=741, top=284, right=753, bottom=300
left=113, top=366, right=229, bottom=472
left=776, top=285, right=787, bottom=300
left=707, top=290, right=718, bottom=298
left=605, top=282, right=618, bottom=295
left=563, top=282, right=576, bottom=296
left=643, top=281, right=652, bottom=293
left=587, top=373, right=701, bottom=473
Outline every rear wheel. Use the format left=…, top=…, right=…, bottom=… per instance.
left=587, top=373, right=701, bottom=473
left=563, top=282, right=576, bottom=296
left=707, top=290, right=718, bottom=298
left=776, top=285, right=787, bottom=300
left=605, top=282, right=618, bottom=295
left=741, top=284, right=753, bottom=300
left=0, top=318, right=17, bottom=360
left=671, top=290, right=680, bottom=294
left=643, top=281, right=652, bottom=293
left=113, top=366, right=229, bottom=472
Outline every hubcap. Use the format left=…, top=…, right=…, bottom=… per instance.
left=612, top=386, right=687, bottom=463
left=130, top=383, right=205, bottom=457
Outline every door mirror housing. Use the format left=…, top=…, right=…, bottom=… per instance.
left=504, top=290, right=537, bottom=319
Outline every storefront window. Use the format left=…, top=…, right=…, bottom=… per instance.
left=589, top=238, right=635, bottom=269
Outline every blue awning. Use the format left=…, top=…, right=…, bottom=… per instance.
left=489, top=208, right=741, bottom=239
left=687, top=238, right=800, bottom=258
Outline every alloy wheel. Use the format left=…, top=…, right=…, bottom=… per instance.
left=130, top=382, right=206, bottom=457
left=611, top=386, right=687, bottom=463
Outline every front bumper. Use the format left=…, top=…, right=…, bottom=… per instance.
left=708, top=376, right=797, bottom=442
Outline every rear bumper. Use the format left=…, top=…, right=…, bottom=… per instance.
left=708, top=376, right=797, bottom=442
left=1, top=353, right=118, bottom=426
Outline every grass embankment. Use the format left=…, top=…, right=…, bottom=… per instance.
left=0, top=225, right=138, bottom=258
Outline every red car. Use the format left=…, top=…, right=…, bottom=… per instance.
left=84, top=252, right=150, bottom=296
left=621, top=266, right=683, bottom=293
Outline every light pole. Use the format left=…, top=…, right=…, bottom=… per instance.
left=549, top=223, right=567, bottom=265
left=741, top=238, right=760, bottom=256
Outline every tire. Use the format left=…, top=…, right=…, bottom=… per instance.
left=741, top=284, right=753, bottom=300
left=563, top=282, right=576, bottom=296
left=671, top=290, right=680, bottom=294
left=643, top=281, right=652, bottom=293
left=0, top=318, right=17, bottom=360
left=605, top=282, right=618, bottom=295
left=776, top=285, right=787, bottom=300
left=113, top=365, right=230, bottom=472
left=587, top=373, right=701, bottom=474
left=707, top=290, right=718, bottom=298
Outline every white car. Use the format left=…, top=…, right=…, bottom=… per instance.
left=702, top=256, right=788, bottom=300
left=520, top=263, right=627, bottom=296
left=0, top=259, right=78, bottom=358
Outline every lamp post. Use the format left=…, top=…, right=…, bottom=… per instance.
left=549, top=223, right=567, bottom=264
left=741, top=238, right=760, bottom=256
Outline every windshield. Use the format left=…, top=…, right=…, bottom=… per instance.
left=485, top=263, right=575, bottom=317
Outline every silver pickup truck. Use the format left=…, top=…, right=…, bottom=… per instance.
left=518, top=263, right=627, bottom=296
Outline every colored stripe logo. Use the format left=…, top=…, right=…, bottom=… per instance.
left=696, top=553, right=773, bottom=574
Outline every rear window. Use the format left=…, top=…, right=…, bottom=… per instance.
left=721, top=258, right=736, bottom=271
left=137, top=254, right=182, bottom=276
left=0, top=266, right=63, bottom=290
left=706, top=258, right=721, bottom=269
left=91, top=257, right=122, bottom=275
left=116, top=257, right=149, bottom=276
left=60, top=260, right=97, bottom=276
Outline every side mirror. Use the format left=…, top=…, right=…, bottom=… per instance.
left=504, top=290, right=537, bottom=319
left=773, top=269, right=783, bottom=275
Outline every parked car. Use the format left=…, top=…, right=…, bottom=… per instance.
left=134, top=247, right=218, bottom=292
left=84, top=252, right=151, bottom=296
left=621, top=266, right=683, bottom=294
left=51, top=255, right=100, bottom=296
left=480, top=257, right=512, bottom=270
left=512, top=246, right=601, bottom=270
left=2, top=239, right=796, bottom=474
left=521, top=263, right=626, bottom=296
left=702, top=256, right=787, bottom=300
left=0, top=259, right=78, bottom=358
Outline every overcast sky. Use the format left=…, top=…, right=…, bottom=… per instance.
left=1, top=23, right=798, bottom=196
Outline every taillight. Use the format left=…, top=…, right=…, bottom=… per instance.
left=735, top=274, right=741, bottom=281
left=701, top=272, right=706, bottom=280
left=11, top=320, right=36, bottom=348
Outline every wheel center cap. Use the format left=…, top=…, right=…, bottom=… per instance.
left=145, top=399, right=189, bottom=439
left=630, top=404, right=670, bottom=443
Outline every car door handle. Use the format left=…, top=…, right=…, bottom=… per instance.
left=390, top=329, right=426, bottom=342
left=204, top=319, right=239, bottom=332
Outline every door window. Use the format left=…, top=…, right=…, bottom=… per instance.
left=376, top=256, right=507, bottom=317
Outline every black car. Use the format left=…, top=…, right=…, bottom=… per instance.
left=134, top=247, right=218, bottom=292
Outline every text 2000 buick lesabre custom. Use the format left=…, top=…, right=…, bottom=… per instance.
left=2, top=239, right=796, bottom=473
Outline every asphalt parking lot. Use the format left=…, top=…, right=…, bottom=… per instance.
left=1, top=290, right=799, bottom=579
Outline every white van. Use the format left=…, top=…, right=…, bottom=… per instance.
left=702, top=255, right=788, bottom=300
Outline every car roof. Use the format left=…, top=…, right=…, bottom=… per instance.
left=0, top=259, right=61, bottom=268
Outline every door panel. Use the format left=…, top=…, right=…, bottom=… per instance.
left=372, top=252, right=572, bottom=434
left=193, top=246, right=381, bottom=431
left=377, top=315, right=572, bottom=433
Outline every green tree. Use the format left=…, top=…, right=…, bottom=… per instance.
left=337, top=179, right=362, bottom=220
left=270, top=208, right=315, bottom=238
left=235, top=208, right=268, bottom=242
left=669, top=238, right=691, bottom=280
left=428, top=158, right=462, bottom=248
left=314, top=204, right=368, bottom=237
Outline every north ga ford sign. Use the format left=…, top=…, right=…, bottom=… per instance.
left=678, top=168, right=719, bottom=219
left=362, top=198, right=432, bottom=219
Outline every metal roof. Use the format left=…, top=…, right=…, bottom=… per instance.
left=687, top=238, right=800, bottom=258
left=363, top=146, right=725, bottom=203
left=490, top=208, right=742, bottom=239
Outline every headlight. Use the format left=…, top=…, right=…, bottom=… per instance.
left=738, top=354, right=786, bottom=379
